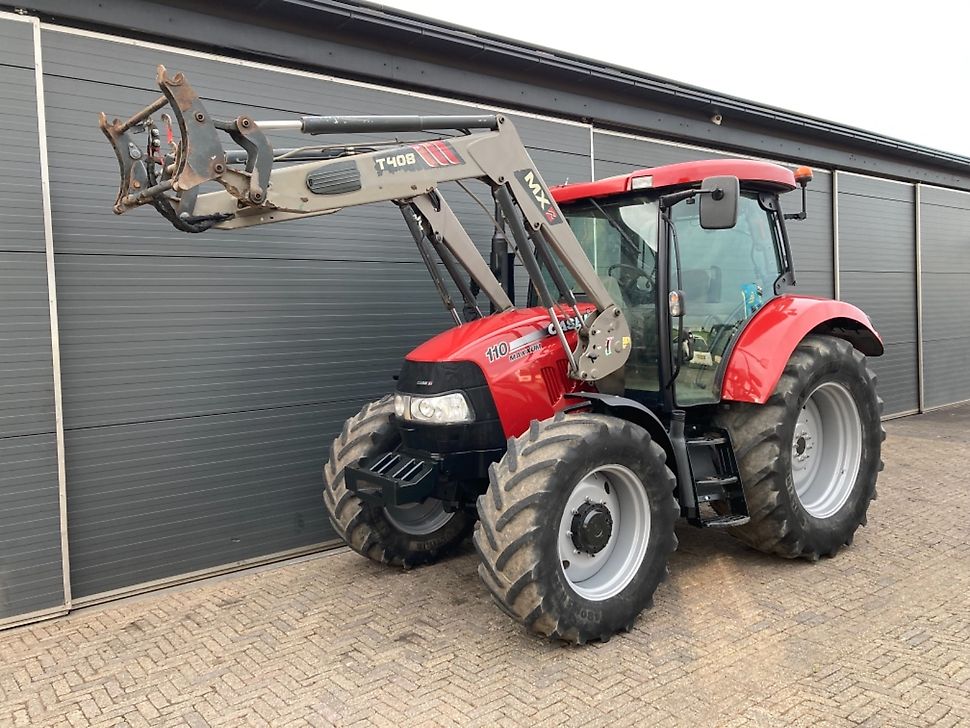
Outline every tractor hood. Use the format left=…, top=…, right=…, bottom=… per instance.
left=405, top=304, right=596, bottom=436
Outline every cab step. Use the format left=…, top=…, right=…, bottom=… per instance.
left=702, top=514, right=751, bottom=528
left=680, top=425, right=750, bottom=527
left=695, top=475, right=740, bottom=503
left=687, top=435, right=727, bottom=447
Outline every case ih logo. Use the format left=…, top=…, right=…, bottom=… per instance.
left=514, top=168, right=562, bottom=224
left=373, top=141, right=464, bottom=174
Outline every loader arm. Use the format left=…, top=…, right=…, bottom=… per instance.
left=98, top=65, right=630, bottom=383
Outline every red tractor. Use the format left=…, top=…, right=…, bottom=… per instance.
left=101, top=68, right=884, bottom=643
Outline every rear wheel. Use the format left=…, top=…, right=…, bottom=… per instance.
left=474, top=413, right=678, bottom=643
left=323, top=396, right=473, bottom=567
left=714, top=335, right=884, bottom=559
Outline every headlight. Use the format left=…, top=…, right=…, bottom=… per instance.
left=392, top=392, right=474, bottom=424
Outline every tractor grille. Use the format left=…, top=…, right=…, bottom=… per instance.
left=541, top=360, right=569, bottom=404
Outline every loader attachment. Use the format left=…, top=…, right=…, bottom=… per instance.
left=98, top=65, right=273, bottom=232
left=96, top=66, right=633, bottom=385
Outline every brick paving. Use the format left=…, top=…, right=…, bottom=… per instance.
left=2, top=406, right=969, bottom=727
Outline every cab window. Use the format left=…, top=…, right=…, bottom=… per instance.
left=670, top=192, right=783, bottom=405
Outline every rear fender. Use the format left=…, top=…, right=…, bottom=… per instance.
left=720, top=295, right=883, bottom=405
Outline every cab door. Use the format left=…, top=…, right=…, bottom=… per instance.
left=667, top=192, right=785, bottom=406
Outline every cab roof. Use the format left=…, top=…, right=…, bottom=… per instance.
left=550, top=159, right=797, bottom=204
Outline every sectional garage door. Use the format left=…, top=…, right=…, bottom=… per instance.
left=40, top=28, right=593, bottom=600
left=0, top=16, right=65, bottom=624
left=919, top=186, right=970, bottom=408
left=837, top=174, right=919, bottom=416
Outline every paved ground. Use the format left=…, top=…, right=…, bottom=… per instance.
left=2, top=407, right=970, bottom=727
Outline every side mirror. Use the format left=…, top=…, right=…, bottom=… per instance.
left=699, top=175, right=740, bottom=230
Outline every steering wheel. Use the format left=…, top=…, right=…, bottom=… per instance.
left=702, top=288, right=764, bottom=357
left=608, top=262, right=655, bottom=292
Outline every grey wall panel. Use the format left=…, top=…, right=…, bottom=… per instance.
left=792, top=271, right=834, bottom=298
left=784, top=189, right=832, bottom=271
left=919, top=279, right=968, bottom=344
left=593, top=158, right=639, bottom=180
left=838, top=196, right=916, bottom=273
left=920, top=187, right=970, bottom=273
left=922, top=279, right=970, bottom=407
left=839, top=174, right=913, bottom=203
left=0, top=433, right=64, bottom=620
left=837, top=175, right=917, bottom=414
left=837, top=272, right=916, bottom=346
left=64, top=403, right=356, bottom=598
left=0, top=25, right=65, bottom=624
left=0, top=66, right=46, bottom=254
left=0, top=16, right=34, bottom=68
left=55, top=256, right=454, bottom=429
left=0, top=253, right=56, bottom=437
left=922, top=335, right=970, bottom=409
left=920, top=187, right=970, bottom=408
left=593, top=132, right=733, bottom=170
left=872, top=343, right=919, bottom=416
left=784, top=183, right=833, bottom=298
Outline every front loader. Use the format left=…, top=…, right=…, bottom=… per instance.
left=99, top=67, right=884, bottom=643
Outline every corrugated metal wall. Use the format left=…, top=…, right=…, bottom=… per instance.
left=919, top=186, right=970, bottom=409
left=837, top=174, right=920, bottom=415
left=0, top=16, right=65, bottom=623
left=2, top=13, right=969, bottom=625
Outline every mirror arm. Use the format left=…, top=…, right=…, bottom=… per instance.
left=784, top=182, right=809, bottom=220
left=659, top=188, right=698, bottom=210
left=660, top=184, right=730, bottom=212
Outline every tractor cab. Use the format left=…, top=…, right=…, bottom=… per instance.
left=550, top=159, right=810, bottom=411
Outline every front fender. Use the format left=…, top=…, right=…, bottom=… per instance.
left=720, top=295, right=883, bottom=405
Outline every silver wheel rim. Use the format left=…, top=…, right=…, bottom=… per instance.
left=791, top=381, right=863, bottom=519
left=557, top=464, right=651, bottom=601
left=383, top=500, right=453, bottom=536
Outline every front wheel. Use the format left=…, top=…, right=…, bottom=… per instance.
left=323, top=396, right=473, bottom=567
left=714, top=335, right=885, bottom=560
left=474, top=413, right=678, bottom=643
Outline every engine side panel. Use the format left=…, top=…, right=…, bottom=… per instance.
left=405, top=305, right=595, bottom=437
left=720, top=295, right=884, bottom=405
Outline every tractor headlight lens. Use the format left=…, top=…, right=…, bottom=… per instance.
left=417, top=398, right=437, bottom=419
left=392, top=392, right=474, bottom=425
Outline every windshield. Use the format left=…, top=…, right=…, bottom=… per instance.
left=559, top=195, right=662, bottom=395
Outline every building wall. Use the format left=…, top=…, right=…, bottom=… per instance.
left=1, top=10, right=968, bottom=626
left=0, top=16, right=66, bottom=626
left=836, top=175, right=920, bottom=416
left=919, top=186, right=970, bottom=409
